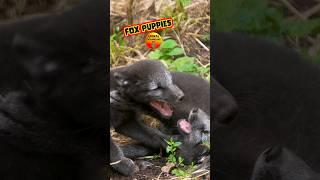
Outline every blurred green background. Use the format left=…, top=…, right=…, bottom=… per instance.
left=212, top=0, right=320, bottom=63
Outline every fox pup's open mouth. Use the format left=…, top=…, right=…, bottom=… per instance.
left=149, top=100, right=173, bottom=118
left=177, top=119, right=192, bottom=134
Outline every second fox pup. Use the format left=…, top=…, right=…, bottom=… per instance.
left=110, top=60, right=184, bottom=176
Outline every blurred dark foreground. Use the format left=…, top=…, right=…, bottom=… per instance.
left=0, top=0, right=80, bottom=20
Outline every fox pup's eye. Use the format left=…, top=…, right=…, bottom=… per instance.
left=147, top=82, right=159, bottom=90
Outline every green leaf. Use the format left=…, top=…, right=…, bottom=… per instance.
left=174, top=141, right=182, bottom=147
left=167, top=47, right=184, bottom=56
left=171, top=168, right=188, bottom=177
left=160, top=39, right=178, bottom=49
left=178, top=157, right=184, bottom=165
left=159, top=55, right=172, bottom=60
left=171, top=57, right=197, bottom=72
left=148, top=49, right=162, bottom=59
left=188, top=162, right=197, bottom=171
left=178, top=0, right=192, bottom=7
left=198, top=66, right=209, bottom=73
left=168, top=154, right=176, bottom=163
left=166, top=146, right=172, bottom=153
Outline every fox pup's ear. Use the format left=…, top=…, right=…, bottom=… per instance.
left=113, top=72, right=130, bottom=87
left=188, top=107, right=199, bottom=123
left=263, top=146, right=283, bottom=163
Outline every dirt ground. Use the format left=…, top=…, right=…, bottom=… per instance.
left=108, top=156, right=210, bottom=180
left=109, top=158, right=168, bottom=180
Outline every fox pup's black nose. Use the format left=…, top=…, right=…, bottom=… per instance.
left=177, top=93, right=184, bottom=101
left=169, top=84, right=184, bottom=102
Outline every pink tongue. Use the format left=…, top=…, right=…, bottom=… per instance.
left=150, top=101, right=173, bottom=117
left=178, top=119, right=192, bottom=134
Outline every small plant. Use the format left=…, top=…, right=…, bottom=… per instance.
left=177, top=0, right=192, bottom=8
left=164, top=138, right=197, bottom=177
left=165, top=137, right=182, bottom=163
left=110, top=27, right=126, bottom=66
left=148, top=39, right=210, bottom=79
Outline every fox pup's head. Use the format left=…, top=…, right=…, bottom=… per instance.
left=113, top=60, right=184, bottom=119
left=175, top=108, right=210, bottom=165
left=251, top=146, right=320, bottom=180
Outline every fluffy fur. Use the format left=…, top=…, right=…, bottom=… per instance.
left=213, top=32, right=320, bottom=180
left=0, top=0, right=107, bottom=179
